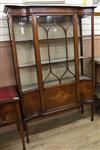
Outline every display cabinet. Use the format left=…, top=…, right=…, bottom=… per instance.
left=4, top=5, right=95, bottom=121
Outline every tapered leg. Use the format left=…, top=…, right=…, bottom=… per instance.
left=91, top=104, right=94, bottom=121
left=81, top=105, right=84, bottom=113
left=18, top=122, right=26, bottom=150
left=24, top=122, right=29, bottom=143
left=15, top=102, right=26, bottom=150
left=17, top=123, right=19, bottom=131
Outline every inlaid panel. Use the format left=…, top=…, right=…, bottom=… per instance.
left=44, top=84, right=76, bottom=111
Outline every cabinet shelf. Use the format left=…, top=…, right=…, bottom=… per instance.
left=15, top=37, right=74, bottom=43
left=41, top=58, right=75, bottom=64
left=22, top=84, right=38, bottom=92
left=44, top=77, right=75, bottom=88
left=16, top=40, right=33, bottom=43
left=80, top=75, right=92, bottom=80
left=19, top=62, right=36, bottom=68
left=19, top=56, right=91, bottom=68
left=19, top=58, right=74, bottom=68
left=94, top=56, right=100, bottom=64
left=15, top=35, right=92, bottom=43
left=79, top=56, right=91, bottom=59
left=39, top=37, right=74, bottom=43
left=22, top=77, right=75, bottom=92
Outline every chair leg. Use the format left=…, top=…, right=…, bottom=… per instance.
left=81, top=105, right=84, bottom=114
left=91, top=103, right=94, bottom=121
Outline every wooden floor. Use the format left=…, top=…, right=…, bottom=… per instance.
left=0, top=108, right=100, bottom=150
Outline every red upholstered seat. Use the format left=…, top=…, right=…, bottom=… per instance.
left=0, top=86, right=18, bottom=101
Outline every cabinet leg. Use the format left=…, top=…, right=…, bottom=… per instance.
left=17, top=123, right=19, bottom=131
left=24, top=122, right=29, bottom=143
left=81, top=105, right=84, bottom=113
left=91, top=104, right=94, bottom=121
left=18, top=123, right=26, bottom=150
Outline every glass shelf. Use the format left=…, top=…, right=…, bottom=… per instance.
left=41, top=58, right=75, bottom=64
left=22, top=84, right=38, bottom=92
left=18, top=57, right=92, bottom=68
left=80, top=75, right=92, bottom=80
left=14, top=35, right=92, bottom=43
left=19, top=58, right=75, bottom=68
left=44, top=77, right=75, bottom=88
left=22, top=77, right=75, bottom=91
left=79, top=56, right=91, bottom=59
left=16, top=40, right=33, bottom=42
left=94, top=56, right=100, bottom=64
left=19, top=62, right=36, bottom=68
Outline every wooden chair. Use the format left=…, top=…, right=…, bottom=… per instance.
left=0, top=86, right=26, bottom=150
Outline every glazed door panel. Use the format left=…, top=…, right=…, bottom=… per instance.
left=37, top=15, right=76, bottom=87
left=12, top=16, right=41, bottom=116
left=13, top=16, right=38, bottom=92
left=78, top=14, right=94, bottom=100
left=36, top=15, right=77, bottom=111
left=79, top=15, right=93, bottom=80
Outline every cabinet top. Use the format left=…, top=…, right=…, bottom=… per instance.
left=4, top=4, right=96, bottom=15
left=4, top=4, right=96, bottom=8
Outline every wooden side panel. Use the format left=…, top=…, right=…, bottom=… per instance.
left=79, top=80, right=93, bottom=100
left=95, top=36, right=100, bottom=84
left=23, top=91, right=41, bottom=116
left=94, top=36, right=100, bottom=56
left=44, top=84, right=76, bottom=111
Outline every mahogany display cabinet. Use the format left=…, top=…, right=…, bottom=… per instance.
left=4, top=5, right=95, bottom=122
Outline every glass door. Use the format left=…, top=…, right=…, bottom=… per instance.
left=78, top=14, right=94, bottom=100
left=36, top=15, right=76, bottom=88
left=13, top=16, right=38, bottom=92
left=34, top=14, right=77, bottom=111
left=79, top=15, right=93, bottom=80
